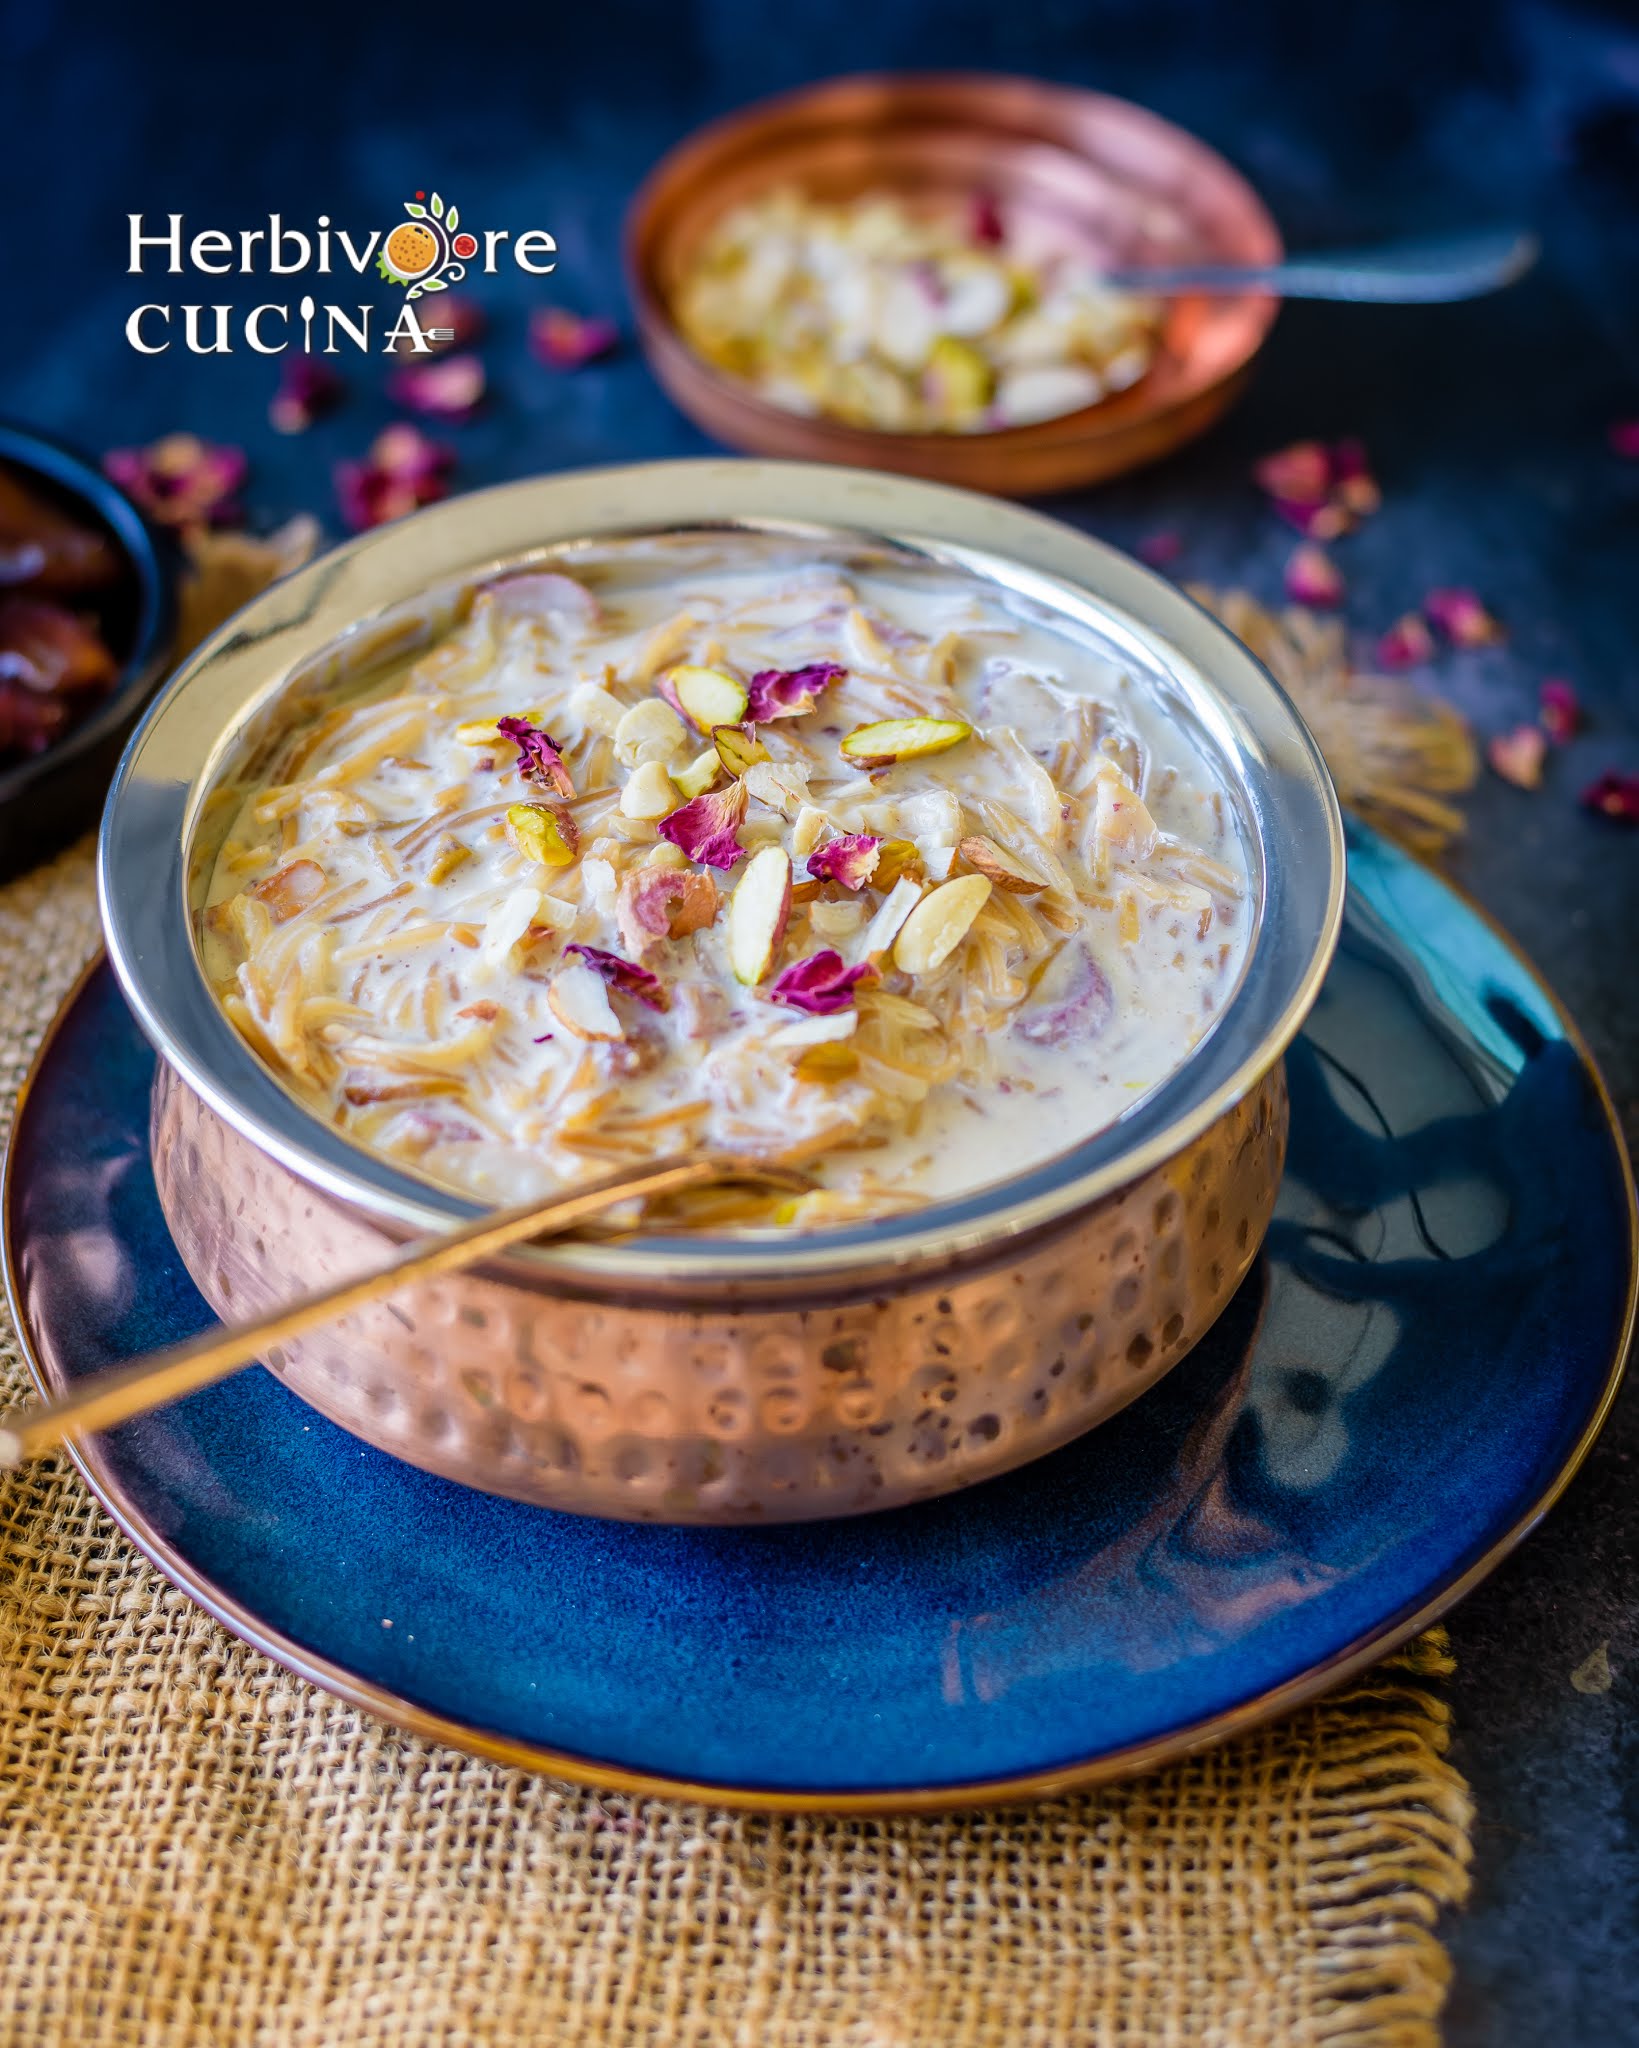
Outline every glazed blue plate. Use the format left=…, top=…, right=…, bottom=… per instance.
left=5, top=823, right=1633, bottom=1810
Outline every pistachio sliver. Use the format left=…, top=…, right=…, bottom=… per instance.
left=839, top=717, right=973, bottom=768
left=713, top=722, right=771, bottom=778
left=505, top=801, right=579, bottom=868
left=663, top=664, right=750, bottom=733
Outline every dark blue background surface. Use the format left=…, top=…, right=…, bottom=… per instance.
left=4, top=0, right=1638, bottom=2035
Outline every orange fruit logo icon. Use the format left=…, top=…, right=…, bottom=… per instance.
left=385, top=221, right=440, bottom=279
left=377, top=192, right=474, bottom=300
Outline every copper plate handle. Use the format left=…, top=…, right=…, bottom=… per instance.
left=0, top=1152, right=810, bottom=1468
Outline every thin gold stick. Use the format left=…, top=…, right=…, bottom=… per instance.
left=0, top=1152, right=810, bottom=1469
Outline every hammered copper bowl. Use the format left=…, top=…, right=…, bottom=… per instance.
left=626, top=74, right=1283, bottom=495
left=99, top=460, right=1343, bottom=1525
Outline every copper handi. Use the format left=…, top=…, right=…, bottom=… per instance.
left=98, top=461, right=1346, bottom=1525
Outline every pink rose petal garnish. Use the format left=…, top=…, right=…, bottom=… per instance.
left=969, top=192, right=1006, bottom=247
left=334, top=424, right=453, bottom=530
left=768, top=949, right=875, bottom=1016
left=496, top=713, right=575, bottom=798
left=1425, top=587, right=1504, bottom=648
left=388, top=351, right=486, bottom=421
left=805, top=834, right=881, bottom=891
left=1137, top=530, right=1182, bottom=568
left=745, top=661, right=845, bottom=722
left=269, top=357, right=346, bottom=435
left=1284, top=543, right=1344, bottom=608
left=1608, top=420, right=1639, bottom=460
left=1487, top=724, right=1547, bottom=790
left=657, top=778, right=749, bottom=870
left=1375, top=614, right=1436, bottom=670
left=1579, top=771, right=1639, bottom=823
left=530, top=309, right=620, bottom=370
left=564, top=943, right=669, bottom=1012
left=1254, top=441, right=1332, bottom=505
left=104, top=434, right=247, bottom=529
left=615, top=866, right=721, bottom=957
left=1539, top=679, right=1582, bottom=744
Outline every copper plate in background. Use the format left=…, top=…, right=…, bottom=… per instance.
left=626, top=73, right=1282, bottom=495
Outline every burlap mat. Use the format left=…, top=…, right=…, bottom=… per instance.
left=0, top=841, right=1474, bottom=2048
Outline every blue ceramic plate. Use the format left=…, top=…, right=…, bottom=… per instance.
left=5, top=823, right=1633, bottom=1811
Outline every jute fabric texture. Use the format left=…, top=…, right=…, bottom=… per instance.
left=0, top=841, right=1474, bottom=2048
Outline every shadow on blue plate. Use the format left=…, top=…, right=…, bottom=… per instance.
left=6, top=823, right=1633, bottom=1805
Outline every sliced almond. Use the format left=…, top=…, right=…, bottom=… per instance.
left=548, top=962, right=624, bottom=1041
left=892, top=874, right=992, bottom=976
left=857, top=876, right=923, bottom=960
left=714, top=723, right=771, bottom=778
left=664, top=664, right=750, bottom=732
left=614, top=697, right=687, bottom=767
left=958, top=833, right=1046, bottom=893
left=742, top=758, right=811, bottom=818
left=767, top=1009, right=858, bottom=1050
left=620, top=759, right=678, bottom=821
left=1092, top=767, right=1159, bottom=859
left=249, top=859, right=327, bottom=923
left=505, top=802, right=578, bottom=867
left=727, top=844, right=792, bottom=986
left=839, top=717, right=972, bottom=768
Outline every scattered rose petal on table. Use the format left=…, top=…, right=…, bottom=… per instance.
left=768, top=949, right=875, bottom=1016
left=1539, top=679, right=1582, bottom=743
left=1375, top=614, right=1436, bottom=669
left=334, top=425, right=453, bottom=530
left=1608, top=420, right=1639, bottom=459
left=1579, top=770, right=1639, bottom=823
left=746, top=661, right=845, bottom=721
left=1137, top=530, right=1182, bottom=568
left=564, top=943, right=669, bottom=1011
left=269, top=357, right=346, bottom=434
left=1255, top=438, right=1379, bottom=538
left=104, top=433, right=247, bottom=528
left=1254, top=440, right=1332, bottom=505
left=388, top=352, right=486, bottom=420
left=1487, top=724, right=1547, bottom=789
left=530, top=309, right=620, bottom=369
left=1425, top=586, right=1504, bottom=648
left=1284, top=543, right=1344, bottom=608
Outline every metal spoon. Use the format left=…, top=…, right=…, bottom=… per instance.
left=0, top=1150, right=812, bottom=1469
left=1100, top=228, right=1539, bottom=302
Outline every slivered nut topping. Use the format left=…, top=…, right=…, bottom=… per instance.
left=713, top=723, right=771, bottom=778
left=840, top=717, right=972, bottom=767
left=662, top=664, right=750, bottom=733
left=727, top=844, right=792, bottom=985
left=547, top=961, right=624, bottom=1041
left=957, top=833, right=1046, bottom=893
left=504, top=802, right=578, bottom=867
left=892, top=874, right=992, bottom=975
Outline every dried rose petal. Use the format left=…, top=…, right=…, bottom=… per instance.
left=269, top=357, right=346, bottom=434
left=1375, top=614, right=1436, bottom=670
left=1136, top=530, right=1182, bottom=568
left=805, top=834, right=881, bottom=890
left=1272, top=497, right=1351, bottom=541
left=768, top=949, right=875, bottom=1016
left=104, top=433, right=247, bottom=529
left=1608, top=420, right=1639, bottom=460
left=1539, top=679, right=1582, bottom=744
left=1425, top=587, right=1504, bottom=648
left=969, top=192, right=1006, bottom=247
left=0, top=596, right=117, bottom=696
left=334, top=424, right=453, bottom=531
left=388, top=351, right=486, bottom=421
left=1487, top=724, right=1547, bottom=790
left=657, top=778, right=749, bottom=870
left=745, top=661, right=845, bottom=722
left=1579, top=770, right=1639, bottom=823
left=530, top=308, right=620, bottom=370
left=391, top=294, right=486, bottom=355
left=1254, top=440, right=1332, bottom=506
left=616, top=866, right=721, bottom=956
left=496, top=714, right=575, bottom=798
left=1284, top=544, right=1344, bottom=608
left=564, top=942, right=669, bottom=1011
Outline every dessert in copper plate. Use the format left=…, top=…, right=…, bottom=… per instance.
left=100, top=460, right=1343, bottom=1524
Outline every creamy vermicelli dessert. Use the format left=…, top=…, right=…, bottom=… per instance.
left=674, top=187, right=1162, bottom=434
left=201, top=544, right=1249, bottom=1227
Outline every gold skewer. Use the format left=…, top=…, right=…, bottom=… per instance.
left=0, top=1152, right=812, bottom=1470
